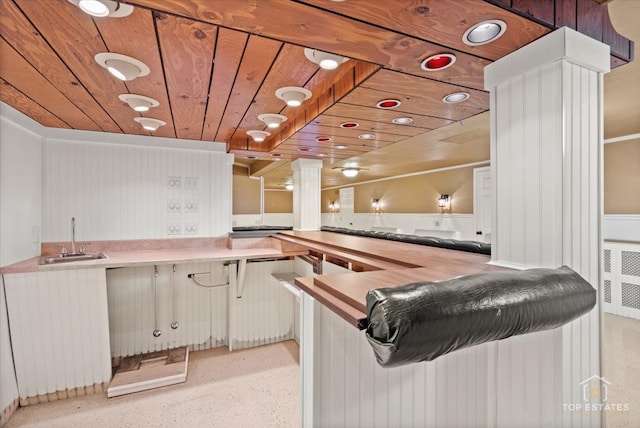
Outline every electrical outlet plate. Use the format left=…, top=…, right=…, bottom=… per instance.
left=184, top=224, right=198, bottom=235
left=167, top=224, right=181, bottom=235
left=185, top=200, right=198, bottom=212
left=168, top=176, right=182, bottom=189
left=184, top=177, right=198, bottom=189
left=167, top=200, right=181, bottom=212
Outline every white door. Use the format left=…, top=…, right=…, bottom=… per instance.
left=339, top=187, right=354, bottom=228
left=473, top=167, right=492, bottom=243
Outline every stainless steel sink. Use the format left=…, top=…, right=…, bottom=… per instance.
left=39, top=252, right=108, bottom=265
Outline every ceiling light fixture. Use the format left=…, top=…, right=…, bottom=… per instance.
left=118, top=94, right=159, bottom=112
left=342, top=168, right=359, bottom=178
left=257, top=113, right=288, bottom=129
left=463, top=20, right=507, bottom=46
left=358, top=133, right=375, bottom=140
left=392, top=117, right=413, bottom=125
left=284, top=183, right=294, bottom=191
left=376, top=99, right=401, bottom=109
left=275, top=86, right=312, bottom=107
left=246, top=155, right=257, bottom=159
left=298, top=147, right=312, bottom=152
left=304, top=48, right=348, bottom=70
left=271, top=153, right=283, bottom=160
left=335, top=145, right=348, bottom=150
left=315, top=136, right=332, bottom=143
left=246, top=130, right=271, bottom=142
left=68, top=0, right=134, bottom=18
left=95, top=53, right=149, bottom=81
left=420, top=53, right=457, bottom=71
left=442, top=92, right=470, bottom=104
left=133, top=117, right=166, bottom=131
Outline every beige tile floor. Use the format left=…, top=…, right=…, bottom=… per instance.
left=602, top=313, right=640, bottom=427
left=5, top=340, right=300, bottom=428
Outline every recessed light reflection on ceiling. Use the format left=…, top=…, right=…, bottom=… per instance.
left=358, top=133, right=375, bottom=140
left=335, top=145, right=348, bottom=150
left=463, top=20, right=507, bottom=46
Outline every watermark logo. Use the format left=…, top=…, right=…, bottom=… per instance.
left=580, top=375, right=610, bottom=402
left=562, top=375, right=629, bottom=413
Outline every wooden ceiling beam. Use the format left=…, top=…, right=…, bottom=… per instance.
left=0, top=78, right=70, bottom=129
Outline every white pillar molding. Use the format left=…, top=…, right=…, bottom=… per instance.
left=291, top=158, right=322, bottom=231
left=485, top=27, right=609, bottom=427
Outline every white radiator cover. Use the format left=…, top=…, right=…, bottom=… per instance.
left=603, top=241, right=640, bottom=319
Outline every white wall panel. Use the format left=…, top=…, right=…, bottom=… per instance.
left=107, top=262, right=228, bottom=358
left=0, top=277, right=19, bottom=419
left=0, top=114, right=42, bottom=267
left=230, top=259, right=296, bottom=349
left=3, top=269, right=111, bottom=402
left=43, top=139, right=232, bottom=241
left=602, top=215, right=640, bottom=242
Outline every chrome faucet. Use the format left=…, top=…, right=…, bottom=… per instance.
left=71, top=217, right=76, bottom=255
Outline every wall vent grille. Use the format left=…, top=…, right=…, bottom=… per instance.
left=604, top=280, right=611, bottom=303
left=604, top=249, right=611, bottom=273
left=621, top=283, right=640, bottom=310
left=621, top=251, right=640, bottom=277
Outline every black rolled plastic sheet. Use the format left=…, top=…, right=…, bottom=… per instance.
left=365, top=266, right=596, bottom=367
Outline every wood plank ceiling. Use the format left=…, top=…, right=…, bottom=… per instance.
left=0, top=0, right=633, bottom=189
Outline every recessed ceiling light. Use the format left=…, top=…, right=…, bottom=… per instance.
left=335, top=145, right=348, bottom=149
left=339, top=121, right=359, bottom=128
left=442, top=92, right=470, bottom=103
left=247, top=155, right=257, bottom=159
left=284, top=183, right=294, bottom=191
left=304, top=48, right=349, bottom=70
left=68, top=0, right=134, bottom=18
left=133, top=117, right=166, bottom=131
left=316, top=153, right=327, bottom=157
left=358, top=133, right=375, bottom=140
left=298, top=147, right=312, bottom=152
left=376, top=99, right=401, bottom=109
left=315, top=136, right=332, bottom=143
left=463, top=20, right=507, bottom=46
left=392, top=117, right=413, bottom=124
left=271, top=153, right=283, bottom=157
left=257, top=113, right=288, bottom=129
left=95, top=53, right=149, bottom=81
left=420, top=53, right=456, bottom=71
left=275, top=86, right=312, bottom=107
left=246, top=130, right=271, bottom=142
left=118, top=94, right=159, bottom=112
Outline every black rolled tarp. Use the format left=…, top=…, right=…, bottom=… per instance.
left=320, top=225, right=491, bottom=255
left=365, top=266, right=596, bottom=367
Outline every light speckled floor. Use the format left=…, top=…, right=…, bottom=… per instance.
left=603, top=314, right=640, bottom=428
left=5, top=340, right=300, bottom=428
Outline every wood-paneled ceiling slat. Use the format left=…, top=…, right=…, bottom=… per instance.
left=94, top=7, right=176, bottom=138
left=0, top=78, right=70, bottom=129
left=213, top=35, right=282, bottom=142
left=126, top=0, right=491, bottom=90
left=231, top=44, right=320, bottom=140
left=201, top=27, right=248, bottom=142
left=0, top=0, right=120, bottom=133
left=0, top=38, right=99, bottom=131
left=156, top=13, right=217, bottom=141
left=14, top=0, right=145, bottom=135
left=296, top=125, right=406, bottom=144
left=310, top=114, right=427, bottom=138
left=326, top=103, right=454, bottom=130
left=299, top=0, right=551, bottom=61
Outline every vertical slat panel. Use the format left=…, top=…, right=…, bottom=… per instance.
left=43, top=140, right=229, bottom=241
left=4, top=270, right=111, bottom=402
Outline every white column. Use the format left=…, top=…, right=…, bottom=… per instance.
left=291, top=158, right=322, bottom=231
left=485, top=27, right=609, bottom=427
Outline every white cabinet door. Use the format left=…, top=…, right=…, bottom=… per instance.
left=474, top=167, right=492, bottom=243
left=4, top=269, right=111, bottom=403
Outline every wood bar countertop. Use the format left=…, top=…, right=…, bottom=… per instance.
left=276, top=230, right=505, bottom=328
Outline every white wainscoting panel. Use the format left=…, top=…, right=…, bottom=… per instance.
left=232, top=213, right=294, bottom=227
left=229, top=259, right=296, bottom=349
left=43, top=139, right=232, bottom=242
left=321, top=213, right=477, bottom=241
left=310, top=296, right=493, bottom=427
left=0, top=277, right=19, bottom=421
left=107, top=262, right=228, bottom=358
left=3, top=269, right=111, bottom=401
